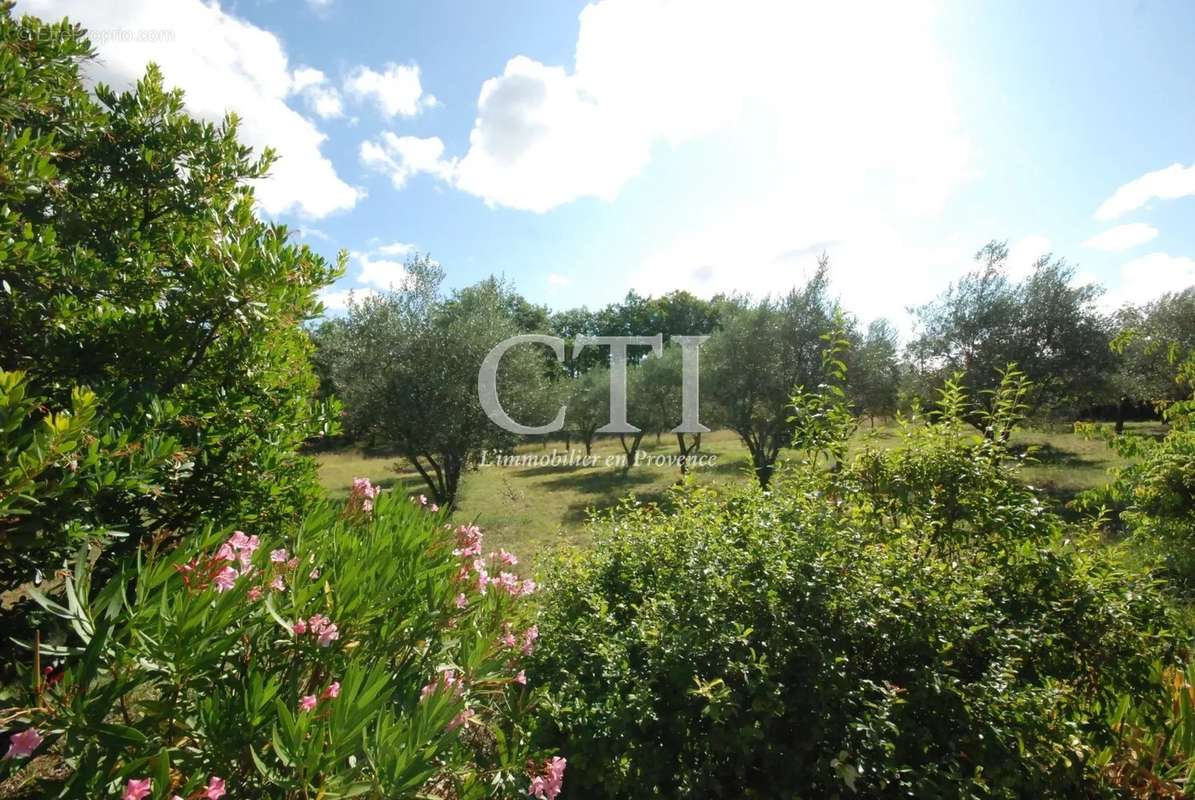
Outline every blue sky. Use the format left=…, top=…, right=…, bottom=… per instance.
left=18, top=0, right=1195, bottom=328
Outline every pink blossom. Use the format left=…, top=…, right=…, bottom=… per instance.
left=528, top=757, right=567, bottom=800
left=350, top=478, right=381, bottom=513
left=285, top=557, right=299, bottom=570
left=299, top=695, right=318, bottom=712
left=454, top=593, right=468, bottom=609
left=270, top=548, right=289, bottom=563
left=317, top=624, right=340, bottom=647
left=514, top=670, right=527, bottom=685
left=123, top=778, right=152, bottom=800
left=3, top=727, right=42, bottom=760
left=270, top=575, right=286, bottom=592
left=247, top=586, right=263, bottom=602
left=292, top=619, right=307, bottom=635
left=309, top=568, right=321, bottom=580
left=214, top=543, right=236, bottom=562
left=453, top=525, right=483, bottom=557
left=202, top=776, right=226, bottom=800
left=500, top=622, right=517, bottom=649
left=228, top=531, right=251, bottom=550
left=213, top=566, right=238, bottom=593
left=498, top=548, right=518, bottom=566
left=322, top=681, right=341, bottom=700
left=447, top=707, right=475, bottom=732
left=521, top=624, right=539, bottom=656
left=429, top=503, right=439, bottom=512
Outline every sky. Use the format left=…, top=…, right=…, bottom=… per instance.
left=16, top=0, right=1195, bottom=330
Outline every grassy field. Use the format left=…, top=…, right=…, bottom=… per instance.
left=316, top=423, right=1156, bottom=563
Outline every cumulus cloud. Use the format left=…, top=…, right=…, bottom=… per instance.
left=1096, top=162, right=1195, bottom=221
left=17, top=0, right=362, bottom=219
left=1082, top=223, right=1159, bottom=252
left=290, top=67, right=344, bottom=119
left=359, top=134, right=454, bottom=189
left=547, top=273, right=571, bottom=287
left=375, top=241, right=416, bottom=257
left=345, top=63, right=437, bottom=118
left=1106, top=252, right=1195, bottom=308
left=364, top=0, right=971, bottom=220
left=1006, top=235, right=1052, bottom=281
left=319, top=286, right=377, bottom=312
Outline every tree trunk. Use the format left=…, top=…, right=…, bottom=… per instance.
left=619, top=432, right=644, bottom=472
left=1114, top=396, right=1127, bottom=435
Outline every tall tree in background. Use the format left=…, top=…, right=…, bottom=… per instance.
left=1110, top=289, right=1195, bottom=431
left=566, top=366, right=610, bottom=455
left=908, top=241, right=1112, bottom=428
left=704, top=259, right=841, bottom=488
left=852, top=318, right=902, bottom=425
left=322, top=265, right=553, bottom=508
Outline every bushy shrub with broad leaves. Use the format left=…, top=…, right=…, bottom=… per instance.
left=0, top=484, right=564, bottom=799
left=528, top=375, right=1180, bottom=799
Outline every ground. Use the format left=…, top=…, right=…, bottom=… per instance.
left=316, top=422, right=1158, bottom=563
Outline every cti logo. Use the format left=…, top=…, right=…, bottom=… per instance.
left=478, top=334, right=710, bottom=435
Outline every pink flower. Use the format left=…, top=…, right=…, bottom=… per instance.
left=521, top=624, right=539, bottom=656
left=455, top=593, right=468, bottom=609
left=520, top=579, right=537, bottom=596
left=3, top=727, right=43, bottom=760
left=529, top=757, right=567, bottom=800
left=453, top=525, right=483, bottom=557
left=292, top=619, right=307, bottom=635
left=498, top=548, right=518, bottom=566
left=285, top=557, right=299, bottom=570
left=269, top=575, right=285, bottom=592
left=514, top=670, right=527, bottom=685
left=322, top=681, right=341, bottom=700
left=350, top=478, right=381, bottom=513
left=228, top=531, right=251, bottom=550
left=247, top=586, right=263, bottom=602
left=317, top=624, right=340, bottom=647
left=202, top=776, right=226, bottom=799
left=214, top=543, right=236, bottom=562
left=416, top=494, right=428, bottom=506
left=500, top=622, right=517, bottom=649
left=123, top=778, right=152, bottom=800
left=309, top=568, right=321, bottom=580
left=213, top=566, right=238, bottom=593
left=299, top=695, right=318, bottom=712
left=270, top=548, right=289, bottom=563
left=447, top=707, right=474, bottom=732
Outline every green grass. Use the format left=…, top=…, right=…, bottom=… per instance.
left=316, top=422, right=1158, bottom=562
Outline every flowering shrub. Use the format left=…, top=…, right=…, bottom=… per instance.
left=0, top=483, right=563, bottom=798
left=529, top=395, right=1179, bottom=798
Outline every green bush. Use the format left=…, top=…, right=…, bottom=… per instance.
left=0, top=5, right=340, bottom=598
left=528, top=382, right=1179, bottom=799
left=0, top=484, right=563, bottom=798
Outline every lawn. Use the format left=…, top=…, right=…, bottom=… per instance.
left=316, top=422, right=1156, bottom=562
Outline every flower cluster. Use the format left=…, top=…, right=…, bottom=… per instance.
left=122, top=775, right=225, bottom=799
left=299, top=681, right=341, bottom=713
left=293, top=613, right=340, bottom=647
left=413, top=493, right=440, bottom=512
left=499, top=622, right=539, bottom=655
left=420, top=668, right=464, bottom=701
left=348, top=476, right=381, bottom=515
left=176, top=530, right=298, bottom=599
left=452, top=526, right=537, bottom=600
left=528, top=757, right=567, bottom=800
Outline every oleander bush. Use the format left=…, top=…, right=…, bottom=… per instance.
left=528, top=378, right=1183, bottom=799
left=0, top=483, right=563, bottom=798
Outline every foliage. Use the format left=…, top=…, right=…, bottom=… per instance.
left=319, top=269, right=554, bottom=508
left=703, top=257, right=841, bottom=488
left=908, top=240, right=1113, bottom=423
left=529, top=374, right=1179, bottom=799
left=564, top=368, right=610, bottom=455
left=851, top=318, right=902, bottom=424
left=1077, top=342, right=1195, bottom=589
left=0, top=486, right=561, bottom=798
left=0, top=7, right=339, bottom=624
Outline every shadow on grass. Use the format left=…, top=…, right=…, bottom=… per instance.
left=1010, top=443, right=1099, bottom=469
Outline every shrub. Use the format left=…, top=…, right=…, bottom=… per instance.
left=0, top=6, right=340, bottom=600
left=528, top=381, right=1179, bottom=798
left=0, top=485, right=563, bottom=798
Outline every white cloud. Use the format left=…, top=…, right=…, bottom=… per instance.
left=319, top=286, right=377, bottom=312
left=1082, top=223, right=1159, bottom=252
left=547, top=273, right=571, bottom=287
left=17, top=0, right=362, bottom=219
left=1006, top=234, right=1051, bottom=280
left=375, top=241, right=415, bottom=257
left=289, top=66, right=344, bottom=119
left=1106, top=252, right=1195, bottom=308
left=1096, top=162, right=1195, bottom=221
left=381, top=0, right=970, bottom=216
left=344, top=63, right=437, bottom=118
left=359, top=134, right=455, bottom=189
left=351, top=252, right=411, bottom=289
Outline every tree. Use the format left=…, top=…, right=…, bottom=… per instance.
left=0, top=7, right=338, bottom=600
left=566, top=366, right=610, bottom=455
left=704, top=260, right=841, bottom=488
left=852, top=319, right=901, bottom=425
left=1109, top=289, right=1195, bottom=432
left=908, top=240, right=1113, bottom=429
left=636, top=346, right=703, bottom=474
left=324, top=266, right=553, bottom=508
